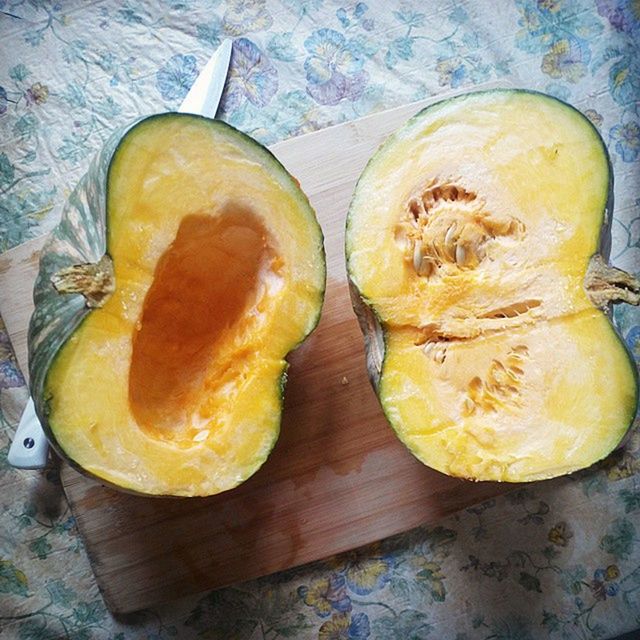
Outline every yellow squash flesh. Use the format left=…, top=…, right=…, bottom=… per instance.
left=346, top=90, right=639, bottom=482
left=44, top=115, right=325, bottom=496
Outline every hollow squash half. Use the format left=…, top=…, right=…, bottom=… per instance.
left=346, top=89, right=639, bottom=482
left=29, top=114, right=325, bottom=496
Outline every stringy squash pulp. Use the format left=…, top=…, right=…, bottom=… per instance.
left=32, top=115, right=325, bottom=496
left=346, top=90, right=639, bottom=482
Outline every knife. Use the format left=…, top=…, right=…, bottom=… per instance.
left=7, top=40, right=233, bottom=469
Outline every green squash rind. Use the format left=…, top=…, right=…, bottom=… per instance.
left=29, top=122, right=131, bottom=436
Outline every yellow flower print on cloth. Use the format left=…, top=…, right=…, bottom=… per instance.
left=318, top=611, right=370, bottom=640
left=330, top=547, right=393, bottom=595
left=298, top=574, right=351, bottom=618
left=548, top=522, right=574, bottom=547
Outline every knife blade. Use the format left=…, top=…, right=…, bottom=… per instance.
left=179, top=39, right=232, bottom=118
left=8, top=40, right=233, bottom=469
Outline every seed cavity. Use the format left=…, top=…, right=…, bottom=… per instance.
left=462, top=345, right=529, bottom=416
left=479, top=299, right=542, bottom=319
left=398, top=180, right=525, bottom=279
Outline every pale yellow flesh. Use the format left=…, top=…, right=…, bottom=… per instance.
left=381, top=312, right=635, bottom=481
left=46, top=117, right=324, bottom=496
left=347, top=91, right=636, bottom=481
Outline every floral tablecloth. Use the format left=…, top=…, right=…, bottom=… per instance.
left=1, top=1, right=640, bottom=639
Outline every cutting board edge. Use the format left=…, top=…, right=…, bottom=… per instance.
left=60, top=461, right=511, bottom=614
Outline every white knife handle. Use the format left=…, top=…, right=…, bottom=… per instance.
left=8, top=397, right=49, bottom=469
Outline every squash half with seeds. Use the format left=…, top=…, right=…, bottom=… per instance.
left=346, top=89, right=639, bottom=482
left=29, top=114, right=325, bottom=496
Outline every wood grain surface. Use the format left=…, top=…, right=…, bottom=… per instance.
left=0, top=96, right=510, bottom=614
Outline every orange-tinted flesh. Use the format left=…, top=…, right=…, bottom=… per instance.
left=42, top=114, right=325, bottom=496
left=129, top=209, right=276, bottom=438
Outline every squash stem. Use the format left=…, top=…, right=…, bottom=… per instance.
left=51, top=254, right=115, bottom=308
left=585, top=254, right=640, bottom=308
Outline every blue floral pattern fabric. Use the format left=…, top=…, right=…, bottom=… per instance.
left=1, top=1, right=639, bottom=638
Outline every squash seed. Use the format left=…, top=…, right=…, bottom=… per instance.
left=418, top=256, right=436, bottom=277
left=413, top=240, right=423, bottom=272
left=423, top=341, right=435, bottom=356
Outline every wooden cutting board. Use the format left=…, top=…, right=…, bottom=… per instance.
left=0, top=96, right=510, bottom=614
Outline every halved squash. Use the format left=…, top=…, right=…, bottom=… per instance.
left=346, top=90, right=639, bottom=482
left=29, top=114, right=325, bottom=496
